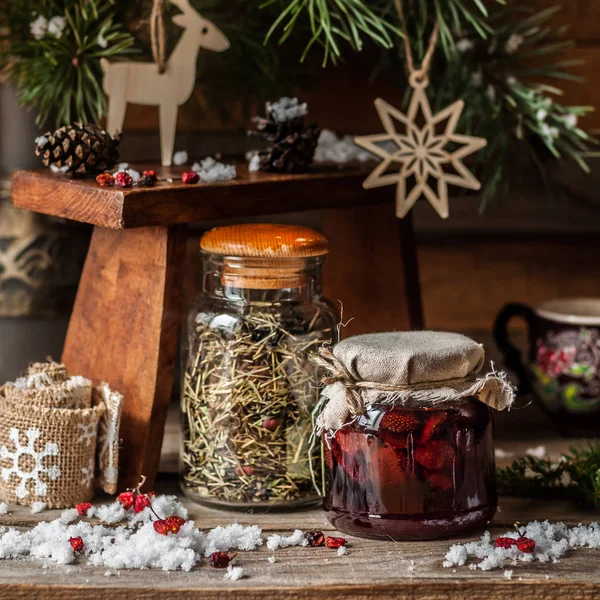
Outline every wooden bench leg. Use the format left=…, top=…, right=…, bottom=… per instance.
left=62, top=224, right=187, bottom=490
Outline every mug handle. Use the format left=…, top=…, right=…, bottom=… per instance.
left=493, top=302, right=536, bottom=395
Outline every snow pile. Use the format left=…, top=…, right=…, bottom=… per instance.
left=314, top=130, right=373, bottom=164
left=266, top=530, right=308, bottom=551
left=267, top=97, right=307, bottom=123
left=30, top=502, right=47, bottom=514
left=191, top=157, right=236, bottom=183
left=173, top=150, right=189, bottom=166
left=443, top=521, right=600, bottom=571
left=205, top=523, right=263, bottom=555
left=225, top=564, right=244, bottom=581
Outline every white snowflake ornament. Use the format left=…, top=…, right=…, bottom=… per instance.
left=0, top=428, right=60, bottom=499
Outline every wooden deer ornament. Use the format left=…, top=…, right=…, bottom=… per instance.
left=101, top=0, right=229, bottom=167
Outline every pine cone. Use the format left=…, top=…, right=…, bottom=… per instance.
left=35, top=123, right=122, bottom=176
left=249, top=99, right=320, bottom=174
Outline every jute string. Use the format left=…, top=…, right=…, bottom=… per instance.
left=312, top=346, right=478, bottom=419
left=394, top=0, right=439, bottom=87
left=150, top=0, right=167, bottom=74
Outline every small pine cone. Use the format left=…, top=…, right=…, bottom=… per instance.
left=248, top=99, right=320, bottom=174
left=35, top=123, right=122, bottom=176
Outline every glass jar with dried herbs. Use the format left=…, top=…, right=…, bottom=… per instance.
left=181, top=224, right=338, bottom=510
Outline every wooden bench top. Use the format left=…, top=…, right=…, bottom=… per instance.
left=10, top=163, right=391, bottom=229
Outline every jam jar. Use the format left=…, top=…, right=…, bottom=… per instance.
left=180, top=224, right=338, bottom=510
left=323, top=398, right=497, bottom=539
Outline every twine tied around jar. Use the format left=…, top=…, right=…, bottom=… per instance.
left=312, top=332, right=516, bottom=433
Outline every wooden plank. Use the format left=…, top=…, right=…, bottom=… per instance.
left=62, top=224, right=187, bottom=490
left=11, top=163, right=392, bottom=230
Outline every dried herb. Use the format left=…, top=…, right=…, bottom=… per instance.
left=181, top=306, right=329, bottom=506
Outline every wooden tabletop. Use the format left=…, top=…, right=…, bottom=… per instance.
left=0, top=427, right=598, bottom=600
left=10, top=163, right=390, bottom=230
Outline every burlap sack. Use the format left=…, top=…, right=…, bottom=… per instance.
left=0, top=362, right=123, bottom=506
left=0, top=393, right=104, bottom=507
left=314, top=331, right=515, bottom=432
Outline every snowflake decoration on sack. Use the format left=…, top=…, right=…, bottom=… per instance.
left=0, top=428, right=60, bottom=499
left=80, top=456, right=95, bottom=487
left=78, top=422, right=95, bottom=448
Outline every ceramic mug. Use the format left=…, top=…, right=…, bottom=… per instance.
left=494, top=298, right=600, bottom=436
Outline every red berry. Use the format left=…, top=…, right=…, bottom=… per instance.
left=69, top=536, right=84, bottom=552
left=516, top=537, right=535, bottom=553
left=153, top=520, right=169, bottom=536
left=165, top=515, right=186, bottom=534
left=96, top=173, right=115, bottom=187
left=414, top=440, right=455, bottom=470
left=380, top=410, right=419, bottom=433
left=139, top=174, right=156, bottom=187
left=148, top=490, right=157, bottom=498
left=75, top=502, right=92, bottom=516
left=370, top=444, right=409, bottom=485
left=133, top=494, right=151, bottom=513
left=209, top=551, right=234, bottom=568
left=235, top=464, right=254, bottom=477
left=420, top=412, right=448, bottom=444
left=182, top=171, right=199, bottom=184
left=115, top=171, right=133, bottom=187
left=324, top=536, right=347, bottom=549
left=305, top=530, right=325, bottom=547
left=117, top=491, right=134, bottom=510
left=333, top=428, right=368, bottom=483
left=262, top=417, right=281, bottom=432
left=142, top=170, right=158, bottom=182
left=495, top=537, right=517, bottom=549
left=426, top=471, right=454, bottom=491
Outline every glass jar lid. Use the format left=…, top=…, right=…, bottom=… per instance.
left=200, top=224, right=329, bottom=290
left=200, top=224, right=329, bottom=258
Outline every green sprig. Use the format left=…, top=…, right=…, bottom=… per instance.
left=497, top=443, right=600, bottom=510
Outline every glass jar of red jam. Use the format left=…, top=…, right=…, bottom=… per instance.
left=323, top=397, right=496, bottom=540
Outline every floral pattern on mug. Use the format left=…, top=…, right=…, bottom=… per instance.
left=531, top=327, right=600, bottom=413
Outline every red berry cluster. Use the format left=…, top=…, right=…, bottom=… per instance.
left=139, top=170, right=158, bottom=187
left=495, top=534, right=536, bottom=554
left=182, top=171, right=199, bottom=184
left=75, top=502, right=92, bottom=516
left=96, top=173, right=115, bottom=187
left=324, top=536, right=347, bottom=549
left=209, top=551, right=236, bottom=568
left=69, top=536, right=85, bottom=553
left=330, top=409, right=455, bottom=491
left=536, top=342, right=576, bottom=378
left=115, top=171, right=133, bottom=188
left=153, top=515, right=186, bottom=536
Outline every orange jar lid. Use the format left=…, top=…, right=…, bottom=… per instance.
left=200, top=224, right=329, bottom=258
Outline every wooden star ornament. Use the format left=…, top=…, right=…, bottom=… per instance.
left=354, top=87, right=487, bottom=219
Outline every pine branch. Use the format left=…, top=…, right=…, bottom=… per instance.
left=497, top=443, right=600, bottom=510
left=1, top=0, right=135, bottom=127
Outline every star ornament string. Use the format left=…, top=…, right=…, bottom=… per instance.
left=354, top=2, right=487, bottom=219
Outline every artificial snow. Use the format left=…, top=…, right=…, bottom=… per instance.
left=267, top=97, right=307, bottom=123
left=225, top=564, right=244, bottom=581
left=173, top=151, right=188, bottom=166
left=442, top=521, right=600, bottom=572
left=504, top=569, right=513, bottom=579
left=494, top=448, right=515, bottom=459
left=267, top=555, right=276, bottom=564
left=525, top=445, right=546, bottom=459
left=191, top=157, right=236, bottom=183
left=248, top=154, right=261, bottom=172
left=266, top=530, right=307, bottom=551
left=95, top=502, right=126, bottom=524
left=50, top=165, right=69, bottom=174
left=59, top=508, right=79, bottom=524
left=314, top=130, right=372, bottom=164
left=117, top=162, right=129, bottom=170
left=35, top=136, right=49, bottom=147
left=30, top=502, right=46, bottom=514
left=337, top=546, right=347, bottom=556
left=205, top=523, right=263, bottom=554
left=0, top=503, right=8, bottom=515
